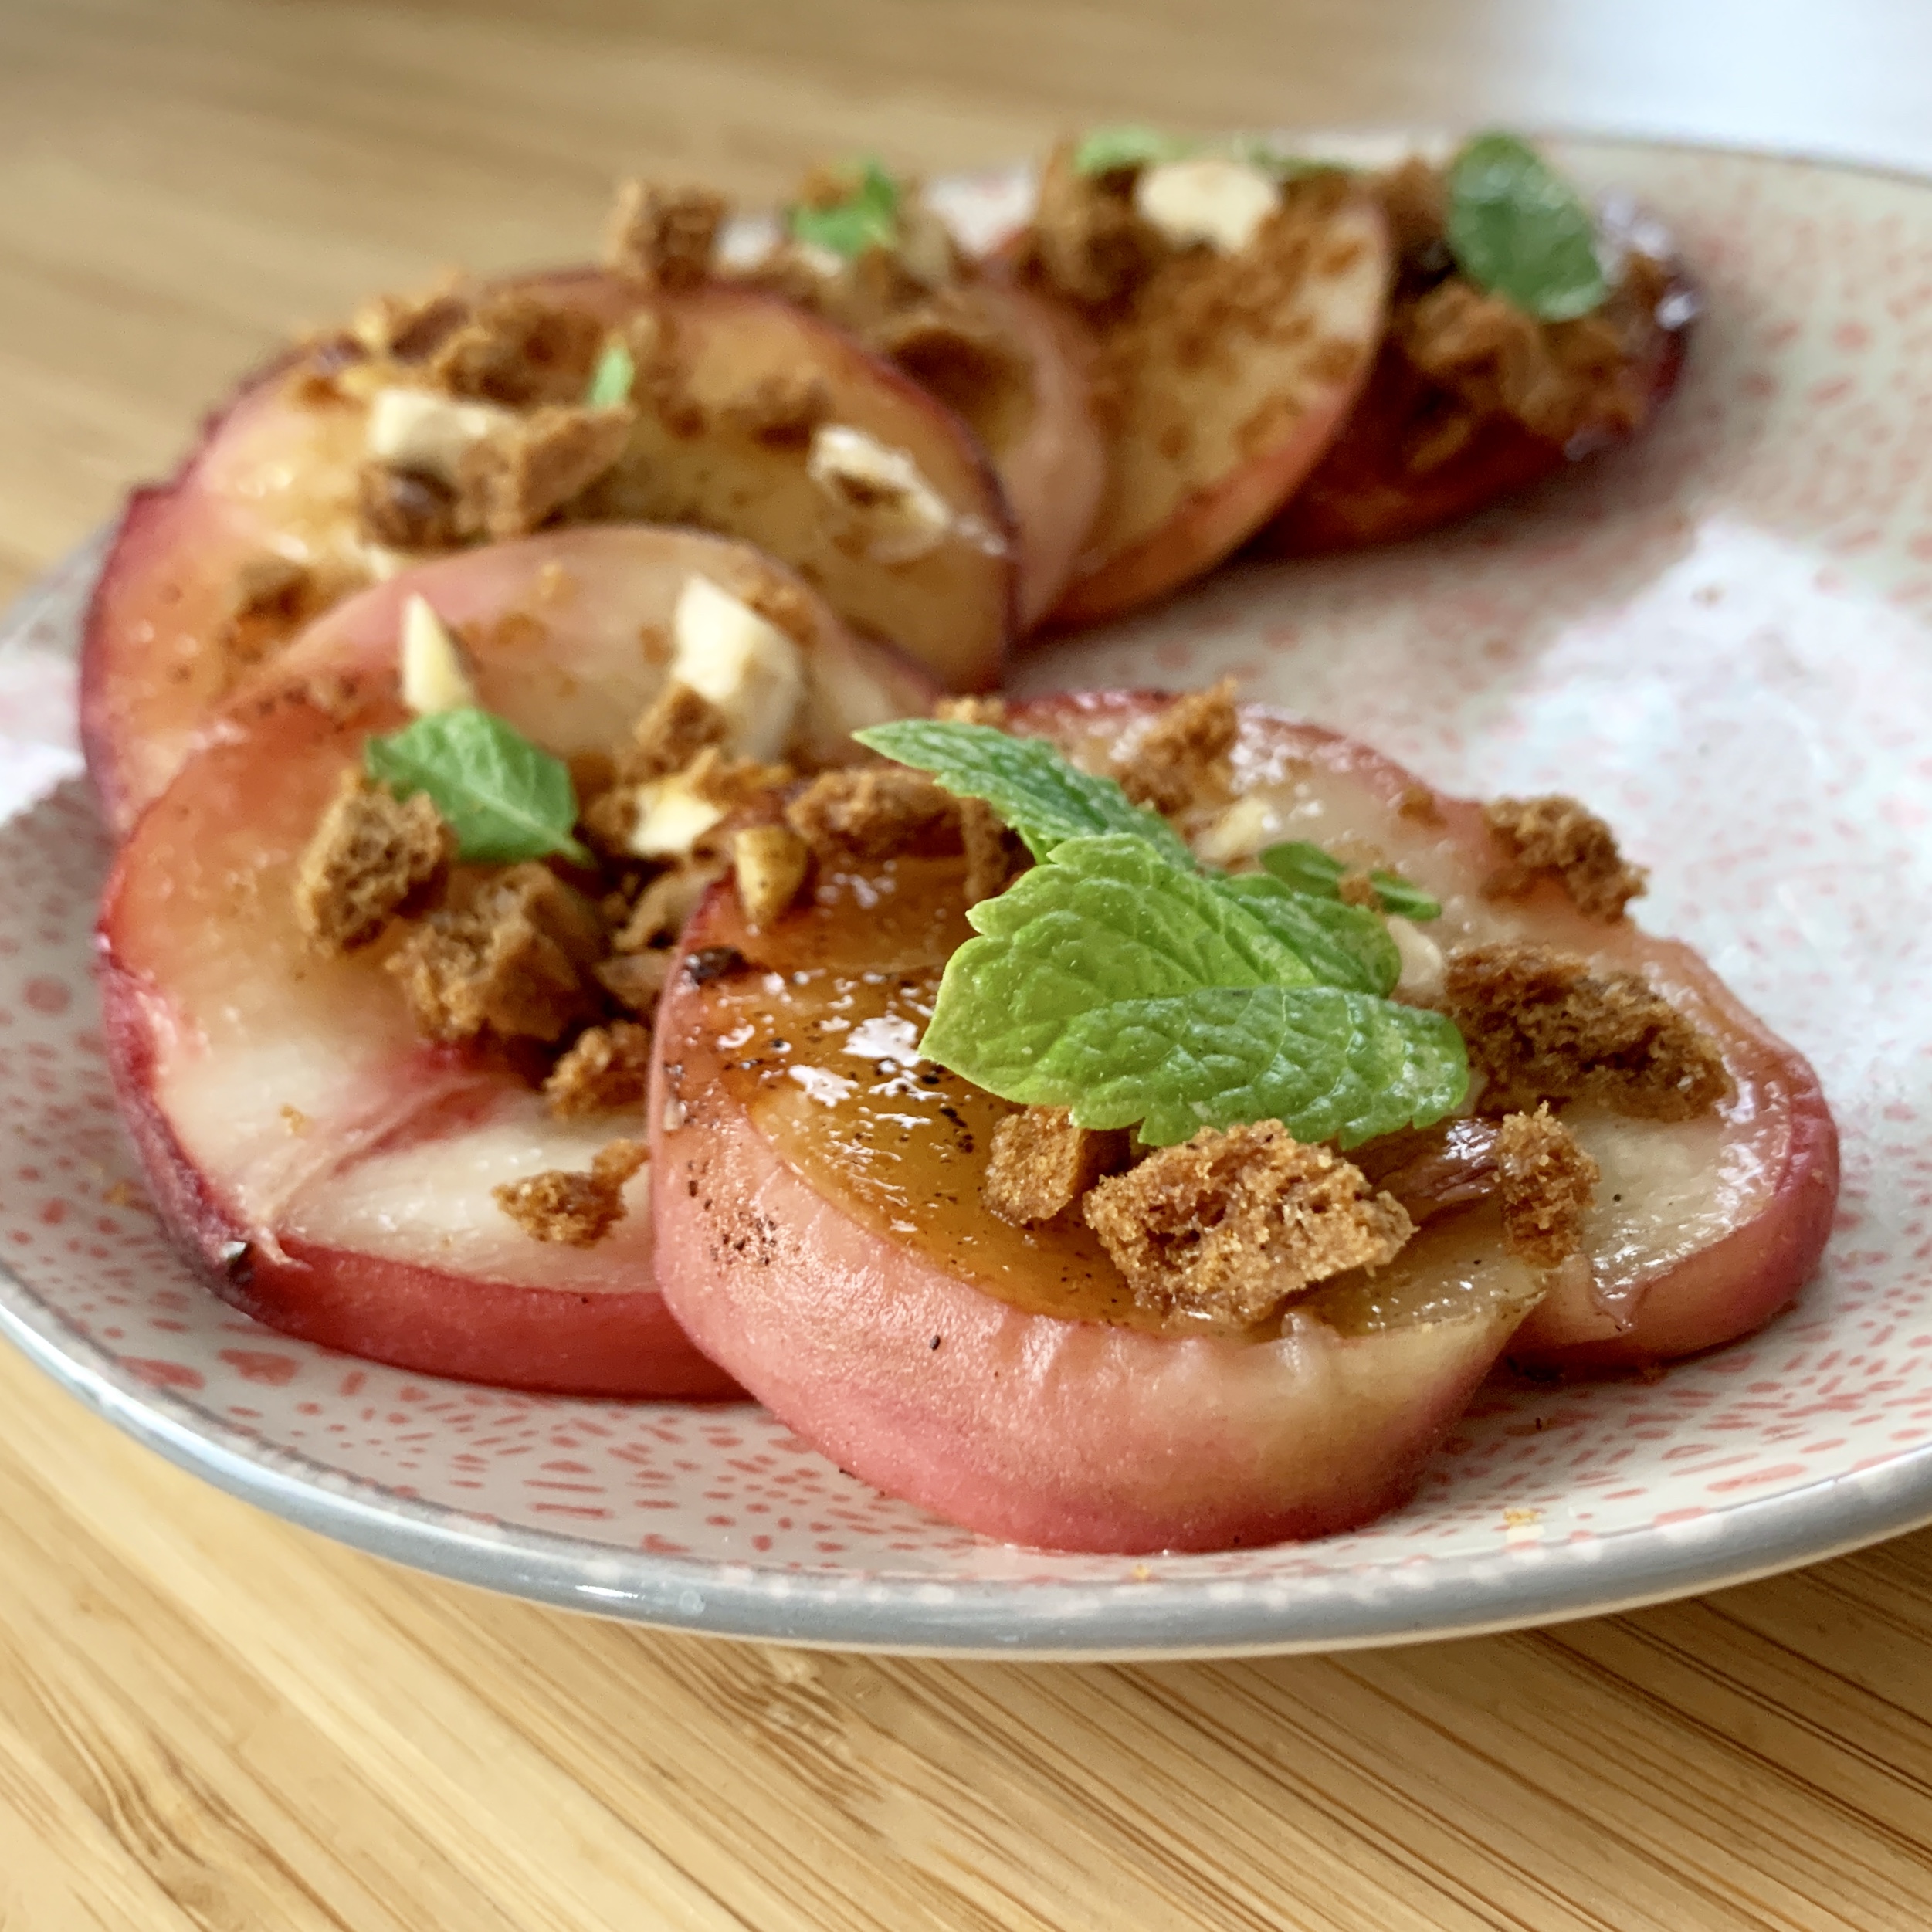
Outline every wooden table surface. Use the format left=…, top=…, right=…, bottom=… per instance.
left=6, top=2, right=1932, bottom=1926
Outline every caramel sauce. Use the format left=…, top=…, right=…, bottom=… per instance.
left=679, top=853, right=1540, bottom=1341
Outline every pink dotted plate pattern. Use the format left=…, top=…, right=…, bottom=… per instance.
left=3, top=138, right=1932, bottom=1656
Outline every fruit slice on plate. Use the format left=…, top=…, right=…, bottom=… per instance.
left=1008, top=143, right=1391, bottom=629
left=651, top=690, right=1837, bottom=1550
left=732, top=161, right=1106, bottom=630
left=1265, top=139, right=1696, bottom=554
left=98, top=524, right=934, bottom=1395
left=83, top=263, right=1012, bottom=835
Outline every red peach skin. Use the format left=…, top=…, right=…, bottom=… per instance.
left=97, top=525, right=934, bottom=1396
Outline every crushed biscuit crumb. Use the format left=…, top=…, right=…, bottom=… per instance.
left=293, top=770, right=453, bottom=954
left=357, top=461, right=460, bottom=551
left=428, top=290, right=606, bottom=407
left=1021, top=139, right=1164, bottom=309
left=1084, top=1121, right=1414, bottom=1330
left=1483, top=794, right=1646, bottom=921
left=1115, top=679, right=1239, bottom=816
left=605, top=180, right=727, bottom=290
left=982, top=1108, right=1128, bottom=1225
left=352, top=273, right=469, bottom=361
left=959, top=798, right=1025, bottom=906
left=1444, top=942, right=1730, bottom=1121
left=493, top=1138, right=647, bottom=1246
left=1336, top=869, right=1382, bottom=910
left=1496, top=1103, right=1599, bottom=1270
left=932, top=694, right=1008, bottom=728
left=722, top=370, right=832, bottom=447
left=733, top=824, right=812, bottom=927
left=455, top=405, right=634, bottom=542
left=544, top=1022, right=654, bottom=1118
left=388, top=864, right=604, bottom=1043
left=785, top=766, right=958, bottom=866
left=624, top=682, right=730, bottom=784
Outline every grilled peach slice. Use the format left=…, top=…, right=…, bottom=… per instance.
left=97, top=526, right=932, bottom=1395
left=1042, top=181, right=1391, bottom=629
left=83, top=273, right=1012, bottom=835
left=650, top=693, right=1837, bottom=1549
left=1264, top=195, right=1696, bottom=554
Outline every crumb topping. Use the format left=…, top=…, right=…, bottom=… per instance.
left=623, top=681, right=730, bottom=784
left=454, top=405, right=634, bottom=543
left=1444, top=942, right=1730, bottom=1120
left=357, top=462, right=459, bottom=551
left=959, top=797, right=1026, bottom=906
left=605, top=180, right=727, bottom=290
left=614, top=861, right=727, bottom=953
left=493, top=1139, right=647, bottom=1246
left=293, top=771, right=452, bottom=954
left=931, top=693, right=1008, bottom=728
left=1020, top=140, right=1164, bottom=310
left=1115, top=679, right=1239, bottom=817
left=785, top=765, right=959, bottom=866
left=387, top=864, right=605, bottom=1044
left=721, top=370, right=833, bottom=448
left=982, top=1108, right=1128, bottom=1226
left=1483, top=794, right=1646, bottom=921
left=425, top=290, right=605, bottom=408
left=594, top=948, right=673, bottom=1018
left=543, top=1021, right=654, bottom=1117
left=1496, top=1103, right=1599, bottom=1269
left=1083, top=1121, right=1415, bottom=1330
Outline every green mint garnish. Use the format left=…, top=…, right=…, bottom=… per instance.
left=788, top=158, right=900, bottom=259
left=1073, top=126, right=1193, bottom=175
left=1445, top=132, right=1608, bottom=322
left=1259, top=840, right=1442, bottom=923
left=917, top=836, right=1462, bottom=1148
left=365, top=707, right=591, bottom=866
left=584, top=339, right=635, bottom=408
left=853, top=719, right=1195, bottom=868
left=862, top=721, right=1468, bottom=1148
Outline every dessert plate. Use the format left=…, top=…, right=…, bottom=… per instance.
left=3, top=135, right=1931, bottom=1657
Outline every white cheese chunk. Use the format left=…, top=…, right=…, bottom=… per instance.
left=1134, top=158, right=1280, bottom=254
left=669, top=575, right=805, bottom=762
left=398, top=595, right=478, bottom=714
left=1195, top=792, right=1287, bottom=866
left=366, top=386, right=517, bottom=483
left=807, top=423, right=953, bottom=564
left=1388, top=917, right=1446, bottom=1005
left=628, top=772, right=726, bottom=860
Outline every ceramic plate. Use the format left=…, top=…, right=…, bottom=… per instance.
left=5, top=135, right=1932, bottom=1657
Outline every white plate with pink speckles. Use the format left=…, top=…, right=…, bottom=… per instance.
left=5, top=136, right=1932, bottom=1656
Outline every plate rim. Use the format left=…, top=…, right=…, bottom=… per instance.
left=8, top=126, right=1932, bottom=1656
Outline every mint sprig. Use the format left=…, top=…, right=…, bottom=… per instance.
left=853, top=719, right=1194, bottom=866
left=1446, top=132, right=1608, bottom=322
left=789, top=159, right=900, bottom=259
left=366, top=707, right=591, bottom=866
left=1259, top=839, right=1442, bottom=923
left=867, top=721, right=1469, bottom=1148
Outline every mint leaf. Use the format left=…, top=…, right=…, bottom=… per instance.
left=854, top=719, right=1193, bottom=866
left=789, top=158, right=900, bottom=259
left=941, top=982, right=1466, bottom=1148
left=584, top=339, right=635, bottom=408
left=365, top=707, right=591, bottom=866
left=922, top=834, right=1317, bottom=1075
left=1214, top=873, right=1400, bottom=995
left=1259, top=840, right=1442, bottom=922
left=1073, top=126, right=1192, bottom=175
left=1446, top=132, right=1607, bottom=322
left=920, top=835, right=1466, bottom=1146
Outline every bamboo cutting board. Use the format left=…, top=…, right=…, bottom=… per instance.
left=5, top=2, right=1932, bottom=1925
